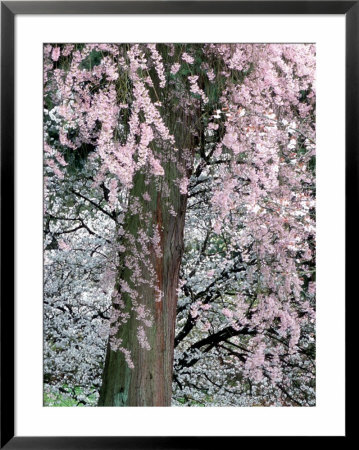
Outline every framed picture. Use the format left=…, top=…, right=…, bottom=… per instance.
left=1, top=1, right=352, bottom=447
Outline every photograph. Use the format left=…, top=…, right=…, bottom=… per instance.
left=43, top=43, right=316, bottom=408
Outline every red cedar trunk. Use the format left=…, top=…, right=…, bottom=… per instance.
left=98, top=146, right=191, bottom=406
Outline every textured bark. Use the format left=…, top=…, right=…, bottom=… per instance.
left=98, top=137, right=196, bottom=406
left=98, top=161, right=188, bottom=405
left=98, top=48, right=202, bottom=405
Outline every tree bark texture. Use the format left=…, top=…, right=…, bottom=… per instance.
left=99, top=113, right=198, bottom=406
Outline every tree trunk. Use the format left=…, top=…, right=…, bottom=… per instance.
left=98, top=144, right=192, bottom=406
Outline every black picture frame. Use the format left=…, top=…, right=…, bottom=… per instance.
left=0, top=1, right=354, bottom=447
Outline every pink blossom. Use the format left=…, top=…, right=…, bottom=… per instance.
left=51, top=47, right=60, bottom=62
left=170, top=63, right=181, bottom=75
left=58, top=239, right=71, bottom=251
left=179, top=177, right=189, bottom=195
left=208, top=122, right=219, bottom=131
left=222, top=308, right=233, bottom=319
left=150, top=157, right=165, bottom=176
left=182, top=52, right=194, bottom=64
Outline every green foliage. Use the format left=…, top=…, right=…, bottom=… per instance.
left=44, top=385, right=98, bottom=407
left=64, top=143, right=96, bottom=174
left=80, top=50, right=103, bottom=70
